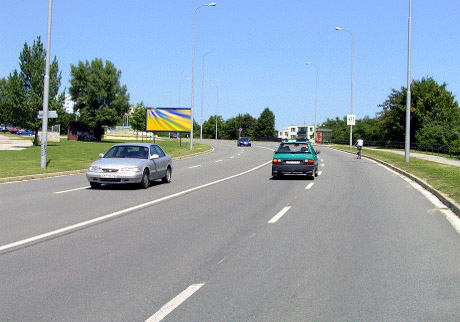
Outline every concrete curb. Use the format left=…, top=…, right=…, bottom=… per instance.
left=0, top=146, right=215, bottom=184
left=330, top=147, right=460, bottom=219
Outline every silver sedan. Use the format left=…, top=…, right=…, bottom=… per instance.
left=86, top=143, right=172, bottom=189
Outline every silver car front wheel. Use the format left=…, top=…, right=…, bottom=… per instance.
left=162, top=166, right=172, bottom=183
left=140, top=170, right=150, bottom=189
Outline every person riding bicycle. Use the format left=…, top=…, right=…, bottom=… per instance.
left=355, top=137, right=364, bottom=159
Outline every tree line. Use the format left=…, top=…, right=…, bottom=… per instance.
left=2, top=37, right=458, bottom=147
left=130, top=102, right=276, bottom=141
left=320, top=77, right=460, bottom=148
left=0, top=37, right=276, bottom=144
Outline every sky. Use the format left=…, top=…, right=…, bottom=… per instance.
left=1, top=1, right=459, bottom=130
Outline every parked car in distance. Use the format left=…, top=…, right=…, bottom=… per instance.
left=6, top=127, right=18, bottom=134
left=272, top=141, right=320, bottom=179
left=237, top=137, right=251, bottom=147
left=16, top=129, right=34, bottom=136
left=86, top=143, right=172, bottom=189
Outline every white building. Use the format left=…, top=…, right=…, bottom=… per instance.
left=277, top=125, right=316, bottom=142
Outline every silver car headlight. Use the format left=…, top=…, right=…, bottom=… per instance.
left=89, top=166, right=102, bottom=172
left=121, top=166, right=141, bottom=172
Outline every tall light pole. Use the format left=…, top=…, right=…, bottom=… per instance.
left=178, top=77, right=190, bottom=107
left=200, top=51, right=212, bottom=142
left=405, top=0, right=412, bottom=162
left=306, top=62, right=318, bottom=145
left=41, top=0, right=53, bottom=168
left=211, top=83, right=218, bottom=140
left=335, top=26, right=354, bottom=149
left=190, top=3, right=216, bottom=151
left=164, top=90, right=172, bottom=107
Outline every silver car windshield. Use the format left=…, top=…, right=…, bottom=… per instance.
left=104, top=146, right=149, bottom=159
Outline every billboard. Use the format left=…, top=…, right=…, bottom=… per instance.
left=145, top=107, right=191, bottom=132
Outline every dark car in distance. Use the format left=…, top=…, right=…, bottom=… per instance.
left=237, top=137, right=251, bottom=147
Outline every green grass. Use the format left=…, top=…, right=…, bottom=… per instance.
left=331, top=144, right=460, bottom=204
left=0, top=138, right=211, bottom=179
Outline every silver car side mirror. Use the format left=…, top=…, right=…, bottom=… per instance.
left=150, top=154, right=160, bottom=160
left=98, top=153, right=104, bottom=158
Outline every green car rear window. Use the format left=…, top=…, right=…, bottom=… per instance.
left=277, top=143, right=310, bottom=153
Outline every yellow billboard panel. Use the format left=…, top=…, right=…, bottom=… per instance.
left=145, top=108, right=191, bottom=132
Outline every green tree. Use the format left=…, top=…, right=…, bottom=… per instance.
left=69, top=58, right=130, bottom=141
left=254, top=107, right=276, bottom=138
left=3, top=37, right=63, bottom=145
left=193, top=119, right=201, bottom=138
left=202, top=115, right=225, bottom=139
left=320, top=117, right=348, bottom=143
left=254, top=107, right=276, bottom=139
left=378, top=77, right=459, bottom=142
left=224, top=113, right=256, bottom=140
left=0, top=77, right=10, bottom=125
left=353, top=116, right=384, bottom=142
left=131, top=102, right=146, bottom=141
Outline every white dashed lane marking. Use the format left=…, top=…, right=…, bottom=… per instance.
left=145, top=284, right=205, bottom=322
left=268, top=206, right=291, bottom=223
left=305, top=183, right=314, bottom=190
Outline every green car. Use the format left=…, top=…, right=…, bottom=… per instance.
left=272, top=141, right=320, bottom=179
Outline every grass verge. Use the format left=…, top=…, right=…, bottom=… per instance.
left=331, top=144, right=460, bottom=205
left=0, top=137, right=211, bottom=179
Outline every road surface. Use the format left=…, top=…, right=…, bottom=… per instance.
left=1, top=140, right=459, bottom=321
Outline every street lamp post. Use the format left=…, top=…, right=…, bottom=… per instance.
left=178, top=77, right=190, bottom=107
left=190, top=3, right=216, bottom=151
left=200, top=51, right=212, bottom=142
left=405, top=0, right=412, bottom=162
left=335, top=26, right=354, bottom=149
left=41, top=0, right=53, bottom=169
left=306, top=62, right=318, bottom=145
left=211, top=84, right=218, bottom=140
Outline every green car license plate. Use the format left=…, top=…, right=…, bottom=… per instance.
left=285, top=161, right=300, bottom=164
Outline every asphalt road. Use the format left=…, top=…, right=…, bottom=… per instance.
left=1, top=140, right=460, bottom=321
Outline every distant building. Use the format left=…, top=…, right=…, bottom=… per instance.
left=277, top=125, right=315, bottom=142
left=277, top=129, right=289, bottom=140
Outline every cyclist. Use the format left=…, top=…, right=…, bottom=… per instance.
left=355, top=137, right=364, bottom=159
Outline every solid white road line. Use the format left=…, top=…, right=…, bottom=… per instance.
left=305, top=183, right=314, bottom=190
left=268, top=206, right=291, bottom=223
left=0, top=160, right=272, bottom=253
left=145, top=283, right=205, bottom=322
left=189, top=165, right=201, bottom=169
left=54, top=186, right=90, bottom=194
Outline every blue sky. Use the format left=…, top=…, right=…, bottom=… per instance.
left=1, top=1, right=459, bottom=130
